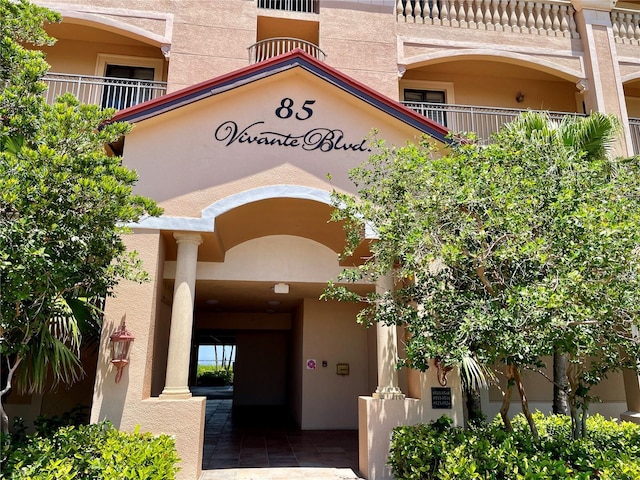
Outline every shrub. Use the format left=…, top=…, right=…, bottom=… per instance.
left=196, top=365, right=233, bottom=386
left=1, top=421, right=180, bottom=479
left=389, top=413, right=640, bottom=480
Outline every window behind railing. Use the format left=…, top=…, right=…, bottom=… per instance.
left=257, top=0, right=319, bottom=14
left=43, top=73, right=167, bottom=110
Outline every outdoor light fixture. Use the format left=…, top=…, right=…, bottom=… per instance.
left=515, top=91, right=525, bottom=103
left=110, top=322, right=135, bottom=383
left=273, top=283, right=289, bottom=294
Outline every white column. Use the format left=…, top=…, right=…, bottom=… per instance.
left=160, top=232, right=202, bottom=399
left=373, top=274, right=405, bottom=399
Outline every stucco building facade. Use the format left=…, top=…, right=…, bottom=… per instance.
left=7, top=1, right=640, bottom=479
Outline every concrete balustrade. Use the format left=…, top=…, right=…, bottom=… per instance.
left=611, top=8, right=640, bottom=45
left=397, top=0, right=579, bottom=38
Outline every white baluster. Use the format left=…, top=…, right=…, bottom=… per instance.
left=526, top=1, right=535, bottom=33
left=475, top=0, right=484, bottom=28
left=405, top=0, right=414, bottom=20
left=414, top=0, right=423, bottom=23
left=432, top=0, right=441, bottom=25
left=459, top=0, right=468, bottom=27
left=534, top=2, right=543, bottom=34
left=441, top=0, right=451, bottom=26
left=492, top=0, right=501, bottom=31
left=543, top=3, right=552, bottom=35
left=634, top=13, right=640, bottom=44
left=568, top=5, right=579, bottom=38
left=450, top=0, right=459, bottom=27
left=483, top=0, right=493, bottom=29
left=611, top=11, right=620, bottom=42
left=559, top=5, right=570, bottom=38
left=551, top=4, right=560, bottom=36
left=397, top=0, right=406, bottom=21
left=508, top=0, right=518, bottom=32
left=500, top=0, right=509, bottom=29
left=466, top=0, right=475, bottom=27
left=517, top=0, right=526, bottom=33
left=626, top=13, right=636, bottom=44
left=619, top=13, right=628, bottom=42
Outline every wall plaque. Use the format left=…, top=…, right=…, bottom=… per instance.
left=431, top=387, right=452, bottom=409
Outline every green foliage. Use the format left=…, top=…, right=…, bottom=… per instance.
left=389, top=413, right=640, bottom=480
left=0, top=0, right=162, bottom=433
left=196, top=365, right=234, bottom=386
left=1, top=422, right=180, bottom=479
left=325, top=113, right=640, bottom=434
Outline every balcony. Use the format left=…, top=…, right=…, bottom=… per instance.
left=397, top=0, right=579, bottom=37
left=43, top=73, right=167, bottom=110
left=403, top=101, right=640, bottom=155
left=248, top=38, right=326, bottom=63
left=257, top=0, right=319, bottom=14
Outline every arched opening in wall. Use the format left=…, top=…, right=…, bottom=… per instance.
left=400, top=58, right=583, bottom=142
left=177, top=197, right=375, bottom=470
left=39, top=20, right=168, bottom=109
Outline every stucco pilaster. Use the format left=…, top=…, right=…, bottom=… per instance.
left=160, top=232, right=202, bottom=399
left=373, top=274, right=405, bottom=399
left=572, top=0, right=634, bottom=157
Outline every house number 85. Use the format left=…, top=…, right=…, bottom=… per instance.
left=275, top=98, right=316, bottom=121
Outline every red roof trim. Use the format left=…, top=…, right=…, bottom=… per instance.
left=110, top=49, right=449, bottom=141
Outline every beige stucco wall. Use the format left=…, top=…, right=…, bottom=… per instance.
left=300, top=299, right=370, bottom=430
left=90, top=230, right=204, bottom=480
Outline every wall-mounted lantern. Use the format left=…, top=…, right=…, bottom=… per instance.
left=110, top=322, right=135, bottom=383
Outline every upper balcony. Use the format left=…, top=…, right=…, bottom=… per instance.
left=396, top=0, right=640, bottom=46
left=402, top=101, right=640, bottom=155
left=248, top=37, right=326, bottom=63
left=257, top=0, right=320, bottom=14
left=43, top=73, right=167, bottom=110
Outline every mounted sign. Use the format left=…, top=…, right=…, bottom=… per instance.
left=431, top=387, right=452, bottom=409
left=214, top=97, right=372, bottom=153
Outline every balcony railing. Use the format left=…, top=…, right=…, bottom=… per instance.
left=402, top=101, right=584, bottom=142
left=248, top=37, right=326, bottom=63
left=397, top=0, right=579, bottom=38
left=257, top=0, right=319, bottom=14
left=611, top=7, right=640, bottom=45
left=43, top=73, right=167, bottom=110
left=405, top=102, right=640, bottom=155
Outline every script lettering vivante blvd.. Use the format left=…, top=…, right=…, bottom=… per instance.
left=214, top=120, right=371, bottom=153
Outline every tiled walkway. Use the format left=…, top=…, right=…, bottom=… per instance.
left=199, top=396, right=363, bottom=480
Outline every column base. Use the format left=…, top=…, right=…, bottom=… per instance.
left=159, top=386, right=192, bottom=399
left=373, top=386, right=405, bottom=400
left=620, top=411, right=640, bottom=424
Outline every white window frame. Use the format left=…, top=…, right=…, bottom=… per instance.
left=399, top=80, right=455, bottom=105
left=95, top=54, right=164, bottom=81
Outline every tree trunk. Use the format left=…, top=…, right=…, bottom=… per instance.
left=553, top=350, right=569, bottom=415
left=0, top=356, right=22, bottom=435
left=464, top=386, right=483, bottom=426
left=513, top=366, right=539, bottom=439
left=499, top=364, right=515, bottom=432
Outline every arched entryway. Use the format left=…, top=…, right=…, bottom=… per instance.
left=161, top=194, right=374, bottom=472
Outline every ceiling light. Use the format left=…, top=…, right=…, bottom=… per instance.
left=273, top=283, right=289, bottom=294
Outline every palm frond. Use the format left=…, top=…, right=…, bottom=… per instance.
left=460, top=354, right=495, bottom=391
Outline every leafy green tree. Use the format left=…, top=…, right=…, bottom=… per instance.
left=325, top=113, right=640, bottom=439
left=0, top=0, right=161, bottom=434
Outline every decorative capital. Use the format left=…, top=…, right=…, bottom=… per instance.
left=161, top=44, right=171, bottom=59
left=398, top=65, right=407, bottom=78
left=576, top=79, right=588, bottom=93
left=173, top=232, right=203, bottom=246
